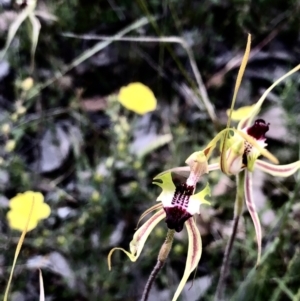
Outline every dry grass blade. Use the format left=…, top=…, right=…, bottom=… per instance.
left=0, top=0, right=38, bottom=70
left=28, top=13, right=41, bottom=72
left=61, top=34, right=217, bottom=124
left=26, top=16, right=154, bottom=101
left=39, top=269, right=45, bottom=301
left=4, top=197, right=35, bottom=301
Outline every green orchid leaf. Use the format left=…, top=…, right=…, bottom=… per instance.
left=244, top=170, right=261, bottom=267
left=108, top=209, right=165, bottom=270
left=172, top=217, right=202, bottom=301
left=256, top=159, right=300, bottom=177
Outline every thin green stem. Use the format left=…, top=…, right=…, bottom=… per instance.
left=141, top=229, right=175, bottom=301
left=215, top=171, right=245, bottom=301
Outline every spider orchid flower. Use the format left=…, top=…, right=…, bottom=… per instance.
left=217, top=107, right=300, bottom=265
left=108, top=151, right=211, bottom=301
left=215, top=61, right=300, bottom=266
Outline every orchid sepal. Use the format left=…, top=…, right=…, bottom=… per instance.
left=136, top=203, right=163, bottom=228
left=108, top=209, right=165, bottom=270
left=244, top=170, right=261, bottom=266
left=236, top=130, right=278, bottom=165
left=171, top=217, right=202, bottom=301
left=256, top=159, right=300, bottom=177
left=238, top=64, right=300, bottom=129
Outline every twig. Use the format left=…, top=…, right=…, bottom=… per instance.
left=141, top=260, right=165, bottom=301
left=215, top=171, right=245, bottom=300
left=214, top=216, right=240, bottom=301
left=61, top=34, right=217, bottom=125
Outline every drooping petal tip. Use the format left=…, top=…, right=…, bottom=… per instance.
left=108, top=209, right=166, bottom=270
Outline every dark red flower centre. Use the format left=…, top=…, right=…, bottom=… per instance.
left=246, top=119, right=269, bottom=140
left=164, top=183, right=194, bottom=232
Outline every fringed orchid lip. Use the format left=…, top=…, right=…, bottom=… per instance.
left=164, top=183, right=194, bottom=232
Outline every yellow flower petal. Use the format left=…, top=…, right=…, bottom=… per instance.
left=226, top=105, right=256, bottom=121
left=118, top=82, right=157, bottom=115
left=7, top=191, right=51, bottom=232
left=7, top=211, right=38, bottom=232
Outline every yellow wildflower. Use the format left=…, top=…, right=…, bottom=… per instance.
left=7, top=191, right=51, bottom=232
left=118, top=82, right=157, bottom=115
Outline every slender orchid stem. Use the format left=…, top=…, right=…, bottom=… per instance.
left=141, top=229, right=175, bottom=301
left=215, top=171, right=245, bottom=301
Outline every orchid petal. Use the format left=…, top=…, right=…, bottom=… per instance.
left=226, top=34, right=251, bottom=128
left=136, top=203, right=163, bottom=228
left=236, top=129, right=279, bottom=165
left=172, top=217, right=202, bottom=301
left=244, top=170, right=261, bottom=267
left=239, top=64, right=300, bottom=129
left=256, top=159, right=300, bottom=177
left=108, top=209, right=166, bottom=270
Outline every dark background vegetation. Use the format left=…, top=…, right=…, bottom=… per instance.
left=0, top=0, right=300, bottom=300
